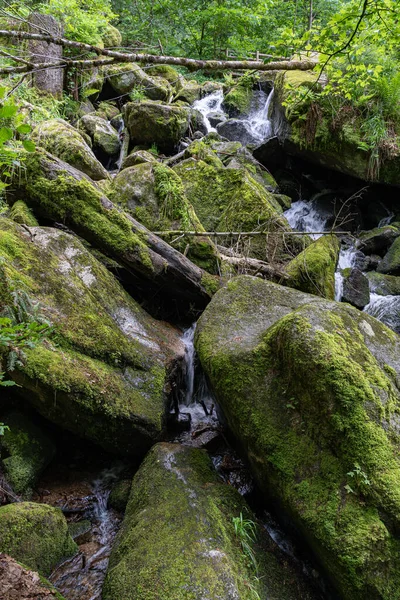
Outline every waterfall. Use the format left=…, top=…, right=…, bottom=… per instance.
left=364, top=293, right=400, bottom=333
left=284, top=200, right=329, bottom=240
left=182, top=323, right=196, bottom=405
left=334, top=246, right=358, bottom=301
left=193, top=90, right=224, bottom=133
left=246, top=88, right=274, bottom=141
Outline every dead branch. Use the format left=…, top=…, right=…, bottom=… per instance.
left=0, top=28, right=317, bottom=74
left=220, top=253, right=288, bottom=279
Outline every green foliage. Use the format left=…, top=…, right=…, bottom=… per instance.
left=233, top=512, right=258, bottom=573
left=345, top=462, right=371, bottom=495
left=0, top=86, right=34, bottom=198
left=38, top=0, right=116, bottom=44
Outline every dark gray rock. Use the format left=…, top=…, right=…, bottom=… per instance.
left=342, top=268, right=370, bottom=308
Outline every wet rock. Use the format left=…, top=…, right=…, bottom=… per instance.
left=378, top=237, right=400, bottom=274
left=108, top=480, right=131, bottom=513
left=285, top=235, right=340, bottom=299
left=216, top=118, right=259, bottom=145
left=167, top=411, right=192, bottom=433
left=357, top=225, right=400, bottom=255
left=223, top=83, right=253, bottom=117
left=32, top=119, right=108, bottom=180
left=0, top=553, right=65, bottom=600
left=253, top=135, right=286, bottom=171
left=196, top=276, right=400, bottom=600
left=342, top=267, right=370, bottom=308
left=0, top=502, right=77, bottom=576
left=0, top=217, right=187, bottom=456
left=0, top=411, right=55, bottom=498
left=273, top=193, right=292, bottom=210
left=103, top=443, right=321, bottom=600
left=79, top=114, right=120, bottom=157
left=68, top=520, right=92, bottom=544
left=188, top=424, right=222, bottom=452
left=208, top=111, right=226, bottom=128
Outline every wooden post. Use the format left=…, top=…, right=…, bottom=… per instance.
left=28, top=13, right=64, bottom=97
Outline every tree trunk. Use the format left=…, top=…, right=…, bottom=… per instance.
left=28, top=13, right=64, bottom=97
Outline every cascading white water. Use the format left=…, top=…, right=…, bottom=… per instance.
left=364, top=293, right=400, bottom=333
left=334, top=246, right=358, bottom=301
left=193, top=90, right=224, bottom=133
left=178, top=325, right=218, bottom=435
left=246, top=88, right=274, bottom=141
left=284, top=200, right=329, bottom=240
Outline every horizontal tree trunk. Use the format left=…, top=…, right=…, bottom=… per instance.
left=0, top=28, right=316, bottom=74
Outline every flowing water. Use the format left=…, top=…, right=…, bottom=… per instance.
left=193, top=87, right=274, bottom=143
left=193, top=90, right=224, bottom=132
left=364, top=293, right=400, bottom=333
left=49, top=465, right=124, bottom=600
left=334, top=246, right=358, bottom=302
left=284, top=200, right=329, bottom=240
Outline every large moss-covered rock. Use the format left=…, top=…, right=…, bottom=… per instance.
left=103, top=443, right=320, bottom=600
left=122, top=102, right=192, bottom=154
left=111, top=162, right=219, bottom=273
left=0, top=553, right=66, bottom=600
left=271, top=70, right=400, bottom=186
left=196, top=276, right=400, bottom=600
left=0, top=411, right=55, bottom=497
left=367, top=271, right=400, bottom=296
left=120, top=149, right=157, bottom=171
left=79, top=114, right=120, bottom=157
left=102, top=24, right=122, bottom=47
left=0, top=218, right=185, bottom=455
left=285, top=234, right=340, bottom=299
left=174, top=158, right=299, bottom=261
left=105, top=63, right=171, bottom=100
left=146, top=65, right=183, bottom=90
left=223, top=84, right=253, bottom=117
left=378, top=237, right=400, bottom=274
left=14, top=150, right=212, bottom=313
left=32, top=119, right=108, bottom=180
left=0, top=502, right=77, bottom=576
left=357, top=225, right=400, bottom=255
left=174, top=80, right=202, bottom=104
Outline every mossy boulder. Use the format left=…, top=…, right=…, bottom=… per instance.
left=0, top=411, right=55, bottom=497
left=285, top=234, right=340, bottom=299
left=0, top=502, right=77, bottom=576
left=0, top=218, right=185, bottom=455
left=110, top=162, right=219, bottom=273
left=196, top=276, right=400, bottom=600
left=79, top=114, right=120, bottom=157
left=14, top=150, right=212, bottom=312
left=102, top=24, right=122, bottom=47
left=174, top=80, right=202, bottom=104
left=122, top=102, right=192, bottom=154
left=223, top=84, right=253, bottom=117
left=108, top=479, right=131, bottom=512
left=377, top=237, right=400, bottom=274
left=120, top=149, right=157, bottom=171
left=174, top=158, right=298, bottom=261
left=0, top=553, right=66, bottom=600
left=103, top=443, right=320, bottom=600
left=9, top=200, right=38, bottom=227
left=272, top=70, right=400, bottom=186
left=182, top=139, right=224, bottom=169
left=357, top=226, right=400, bottom=255
left=146, top=65, right=183, bottom=90
left=32, top=119, right=108, bottom=180
left=367, top=271, right=400, bottom=296
left=95, top=101, right=120, bottom=122
left=105, top=63, right=171, bottom=100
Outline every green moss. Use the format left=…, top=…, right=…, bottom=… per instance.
left=32, top=119, right=108, bottom=181
left=1, top=411, right=55, bottom=497
left=102, top=24, right=122, bottom=47
left=23, top=151, right=154, bottom=275
left=285, top=235, right=340, bottom=299
left=0, top=502, right=77, bottom=576
left=108, top=479, right=132, bottom=512
left=195, top=277, right=400, bottom=599
left=174, top=159, right=299, bottom=261
left=378, top=237, right=400, bottom=274
left=104, top=443, right=316, bottom=600
left=9, top=200, right=39, bottom=227
left=223, top=84, right=253, bottom=115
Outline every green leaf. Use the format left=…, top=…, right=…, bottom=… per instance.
left=16, top=123, right=32, bottom=135
left=0, top=127, right=13, bottom=143
left=22, top=140, right=36, bottom=152
left=0, top=104, right=18, bottom=119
